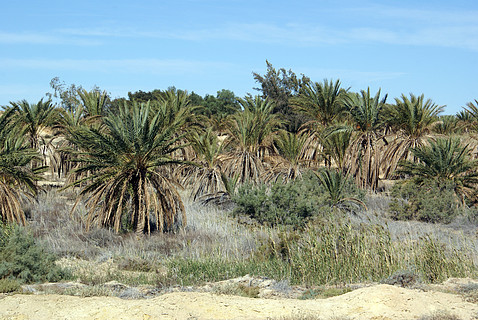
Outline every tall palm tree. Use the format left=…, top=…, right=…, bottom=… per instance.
left=381, top=93, right=443, bottom=178
left=181, top=128, right=227, bottom=200
left=344, top=88, right=387, bottom=190
left=222, top=96, right=281, bottom=184
left=292, top=79, right=348, bottom=128
left=9, top=99, right=60, bottom=169
left=65, top=101, right=188, bottom=234
left=78, top=88, right=109, bottom=118
left=320, top=124, right=353, bottom=173
left=291, top=79, right=348, bottom=166
left=0, top=108, right=43, bottom=224
left=397, top=137, right=478, bottom=204
left=266, top=130, right=315, bottom=182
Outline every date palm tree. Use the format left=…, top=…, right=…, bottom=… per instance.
left=181, top=128, right=226, bottom=200
left=344, top=88, right=387, bottom=190
left=382, top=93, right=443, bottom=178
left=9, top=99, right=60, bottom=169
left=266, top=130, right=315, bottom=182
left=222, top=96, right=281, bottom=184
left=65, top=101, right=188, bottom=234
left=314, top=168, right=366, bottom=211
left=397, top=137, right=478, bottom=204
left=0, top=108, right=43, bottom=224
left=292, top=79, right=348, bottom=128
left=320, top=124, right=353, bottom=173
left=78, top=88, right=109, bottom=118
left=291, top=79, right=349, bottom=165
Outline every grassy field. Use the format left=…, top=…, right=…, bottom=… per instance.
left=16, top=185, right=477, bottom=294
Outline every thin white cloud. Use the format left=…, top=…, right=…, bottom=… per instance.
left=57, top=17, right=478, bottom=51
left=296, top=67, right=406, bottom=85
left=0, top=32, right=101, bottom=46
left=7, top=5, right=478, bottom=51
left=0, top=58, right=234, bottom=74
left=347, top=26, right=478, bottom=51
left=347, top=5, right=478, bottom=26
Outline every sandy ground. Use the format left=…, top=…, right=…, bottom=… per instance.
left=1, top=283, right=478, bottom=320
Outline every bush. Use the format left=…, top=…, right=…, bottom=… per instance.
left=388, top=181, right=463, bottom=223
left=232, top=172, right=364, bottom=227
left=0, top=222, right=71, bottom=283
left=0, top=278, right=21, bottom=293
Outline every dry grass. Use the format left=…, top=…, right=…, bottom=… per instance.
left=21, top=187, right=478, bottom=293
left=419, top=310, right=463, bottom=320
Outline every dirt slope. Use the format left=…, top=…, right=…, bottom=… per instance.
left=1, top=283, right=478, bottom=320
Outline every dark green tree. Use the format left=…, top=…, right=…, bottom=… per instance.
left=253, top=60, right=310, bottom=132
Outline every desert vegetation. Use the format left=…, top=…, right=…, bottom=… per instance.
left=1, top=62, right=478, bottom=301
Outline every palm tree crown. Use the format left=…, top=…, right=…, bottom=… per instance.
left=292, top=79, right=348, bottom=128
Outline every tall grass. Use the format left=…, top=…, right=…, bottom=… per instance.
left=25, top=188, right=478, bottom=288
left=162, top=215, right=478, bottom=286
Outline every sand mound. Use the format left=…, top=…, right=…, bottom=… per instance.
left=1, top=283, right=477, bottom=320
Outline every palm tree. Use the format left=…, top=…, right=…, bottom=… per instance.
left=266, top=130, right=315, bottom=182
left=320, top=124, right=353, bottom=173
left=344, top=88, right=387, bottom=190
left=456, top=109, right=474, bottom=133
left=397, top=137, right=478, bottom=204
left=433, top=115, right=459, bottom=135
left=181, top=128, right=226, bottom=200
left=65, top=101, right=188, bottom=234
left=9, top=99, right=60, bottom=169
left=381, top=93, right=443, bottom=178
left=0, top=108, right=43, bottom=224
left=314, top=168, right=366, bottom=210
left=155, top=89, right=205, bottom=164
left=292, top=79, right=348, bottom=128
left=291, top=79, right=349, bottom=166
left=464, top=99, right=478, bottom=120
left=78, top=88, right=109, bottom=118
left=222, top=96, right=281, bottom=184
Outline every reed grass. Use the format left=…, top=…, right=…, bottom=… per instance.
left=24, top=188, right=478, bottom=289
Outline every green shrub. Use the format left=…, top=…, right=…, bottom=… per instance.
left=0, top=278, right=21, bottom=293
left=232, top=172, right=364, bottom=227
left=212, top=283, right=260, bottom=298
left=0, top=222, right=71, bottom=283
left=388, top=181, right=462, bottom=223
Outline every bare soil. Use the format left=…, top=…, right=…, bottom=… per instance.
left=1, top=279, right=478, bottom=320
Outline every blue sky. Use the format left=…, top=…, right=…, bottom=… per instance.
left=1, top=0, right=477, bottom=114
